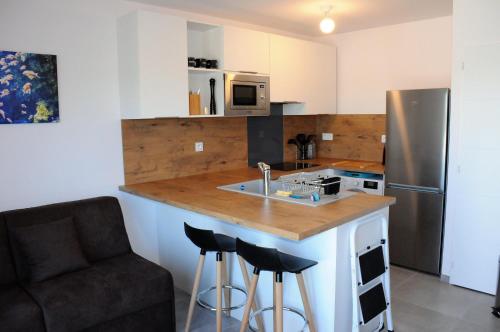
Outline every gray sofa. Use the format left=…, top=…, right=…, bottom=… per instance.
left=0, top=196, right=175, bottom=332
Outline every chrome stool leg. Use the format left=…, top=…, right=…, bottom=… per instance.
left=249, top=307, right=308, bottom=332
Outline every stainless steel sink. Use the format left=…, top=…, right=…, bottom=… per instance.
left=218, top=169, right=356, bottom=207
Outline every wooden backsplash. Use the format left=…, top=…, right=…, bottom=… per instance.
left=122, top=117, right=248, bottom=184
left=316, top=114, right=386, bottom=162
left=121, top=114, right=385, bottom=184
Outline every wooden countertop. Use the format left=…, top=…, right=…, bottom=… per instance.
left=119, top=164, right=394, bottom=241
left=301, top=158, right=385, bottom=174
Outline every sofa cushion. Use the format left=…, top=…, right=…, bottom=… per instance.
left=24, top=253, right=174, bottom=332
left=10, top=217, right=90, bottom=282
left=5, top=196, right=131, bottom=281
left=0, top=214, right=17, bottom=286
left=0, top=285, right=45, bottom=332
left=83, top=301, right=175, bottom=332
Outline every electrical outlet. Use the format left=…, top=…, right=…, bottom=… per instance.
left=322, top=133, right=333, bottom=141
left=381, top=134, right=386, bottom=144
left=195, top=142, right=204, bottom=152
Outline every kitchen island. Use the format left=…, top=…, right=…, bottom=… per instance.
left=120, top=166, right=395, bottom=331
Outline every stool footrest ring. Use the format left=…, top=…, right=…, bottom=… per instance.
left=196, top=285, right=247, bottom=311
left=248, top=306, right=308, bottom=332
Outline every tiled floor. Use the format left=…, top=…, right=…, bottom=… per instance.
left=175, top=265, right=500, bottom=331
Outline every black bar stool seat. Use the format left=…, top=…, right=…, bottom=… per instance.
left=185, top=223, right=237, bottom=253
left=238, top=239, right=317, bottom=273
left=237, top=238, right=318, bottom=332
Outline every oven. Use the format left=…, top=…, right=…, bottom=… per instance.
left=224, top=72, right=270, bottom=116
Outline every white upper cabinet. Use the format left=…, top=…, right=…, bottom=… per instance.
left=223, top=26, right=270, bottom=74
left=270, top=34, right=337, bottom=114
left=118, top=11, right=189, bottom=119
left=117, top=11, right=336, bottom=118
left=270, top=35, right=306, bottom=103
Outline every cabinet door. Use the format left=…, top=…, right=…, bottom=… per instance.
left=223, top=26, right=269, bottom=74
left=137, top=11, right=188, bottom=118
left=118, top=11, right=188, bottom=119
left=270, top=34, right=306, bottom=103
left=270, top=34, right=336, bottom=114
left=303, top=41, right=336, bottom=114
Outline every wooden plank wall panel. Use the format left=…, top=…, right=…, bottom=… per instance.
left=122, top=117, right=248, bottom=184
left=316, top=115, right=386, bottom=162
left=283, top=115, right=317, bottom=161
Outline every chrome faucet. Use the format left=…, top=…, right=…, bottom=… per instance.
left=257, top=162, right=271, bottom=196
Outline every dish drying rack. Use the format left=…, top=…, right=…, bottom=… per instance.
left=276, top=172, right=340, bottom=196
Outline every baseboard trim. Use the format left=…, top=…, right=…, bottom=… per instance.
left=440, top=274, right=450, bottom=283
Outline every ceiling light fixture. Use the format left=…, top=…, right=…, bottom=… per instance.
left=319, top=5, right=335, bottom=34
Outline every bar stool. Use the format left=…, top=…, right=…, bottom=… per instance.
left=184, top=223, right=265, bottom=332
left=237, top=238, right=318, bottom=332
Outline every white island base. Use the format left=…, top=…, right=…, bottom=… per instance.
left=121, top=194, right=391, bottom=332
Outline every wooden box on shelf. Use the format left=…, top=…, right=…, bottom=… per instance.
left=189, top=93, right=201, bottom=115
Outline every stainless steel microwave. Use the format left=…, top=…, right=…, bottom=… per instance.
left=224, top=72, right=270, bottom=116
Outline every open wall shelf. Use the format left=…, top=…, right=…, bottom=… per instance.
left=188, top=70, right=224, bottom=116
left=187, top=21, right=224, bottom=117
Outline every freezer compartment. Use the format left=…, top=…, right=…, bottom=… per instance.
left=386, top=186, right=445, bottom=275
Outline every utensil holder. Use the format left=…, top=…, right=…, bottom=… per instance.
left=189, top=93, right=201, bottom=115
left=296, top=146, right=308, bottom=160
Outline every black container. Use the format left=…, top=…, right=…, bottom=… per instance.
left=194, top=58, right=201, bottom=68
left=209, top=78, right=216, bottom=115
left=200, top=58, right=207, bottom=68
left=188, top=57, right=196, bottom=67
left=207, top=59, right=218, bottom=69
left=322, top=177, right=341, bottom=195
left=297, top=145, right=308, bottom=160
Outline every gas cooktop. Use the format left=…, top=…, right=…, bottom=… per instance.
left=268, top=162, right=320, bottom=171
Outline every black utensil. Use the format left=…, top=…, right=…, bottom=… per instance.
left=288, top=138, right=299, bottom=146
left=296, top=134, right=307, bottom=145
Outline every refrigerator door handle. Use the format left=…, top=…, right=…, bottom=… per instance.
left=386, top=183, right=443, bottom=194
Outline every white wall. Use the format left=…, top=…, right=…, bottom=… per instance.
left=320, top=16, right=452, bottom=114
left=442, top=0, right=500, bottom=294
left=0, top=0, right=127, bottom=211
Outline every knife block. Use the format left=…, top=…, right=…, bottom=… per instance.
left=189, top=93, right=201, bottom=115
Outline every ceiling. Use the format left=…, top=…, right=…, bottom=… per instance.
left=132, top=0, right=452, bottom=36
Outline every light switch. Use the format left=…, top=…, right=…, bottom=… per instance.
left=381, top=134, right=386, bottom=144
left=322, top=133, right=333, bottom=141
left=195, top=142, right=204, bottom=152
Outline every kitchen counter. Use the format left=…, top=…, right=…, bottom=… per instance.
left=120, top=162, right=394, bottom=331
left=298, top=157, right=385, bottom=174
left=120, top=166, right=394, bottom=241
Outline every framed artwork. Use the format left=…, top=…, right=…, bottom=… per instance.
left=0, top=50, right=59, bottom=124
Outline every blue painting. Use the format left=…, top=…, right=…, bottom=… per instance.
left=0, top=50, right=59, bottom=124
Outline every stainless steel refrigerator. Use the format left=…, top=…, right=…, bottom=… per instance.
left=385, top=88, right=449, bottom=275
